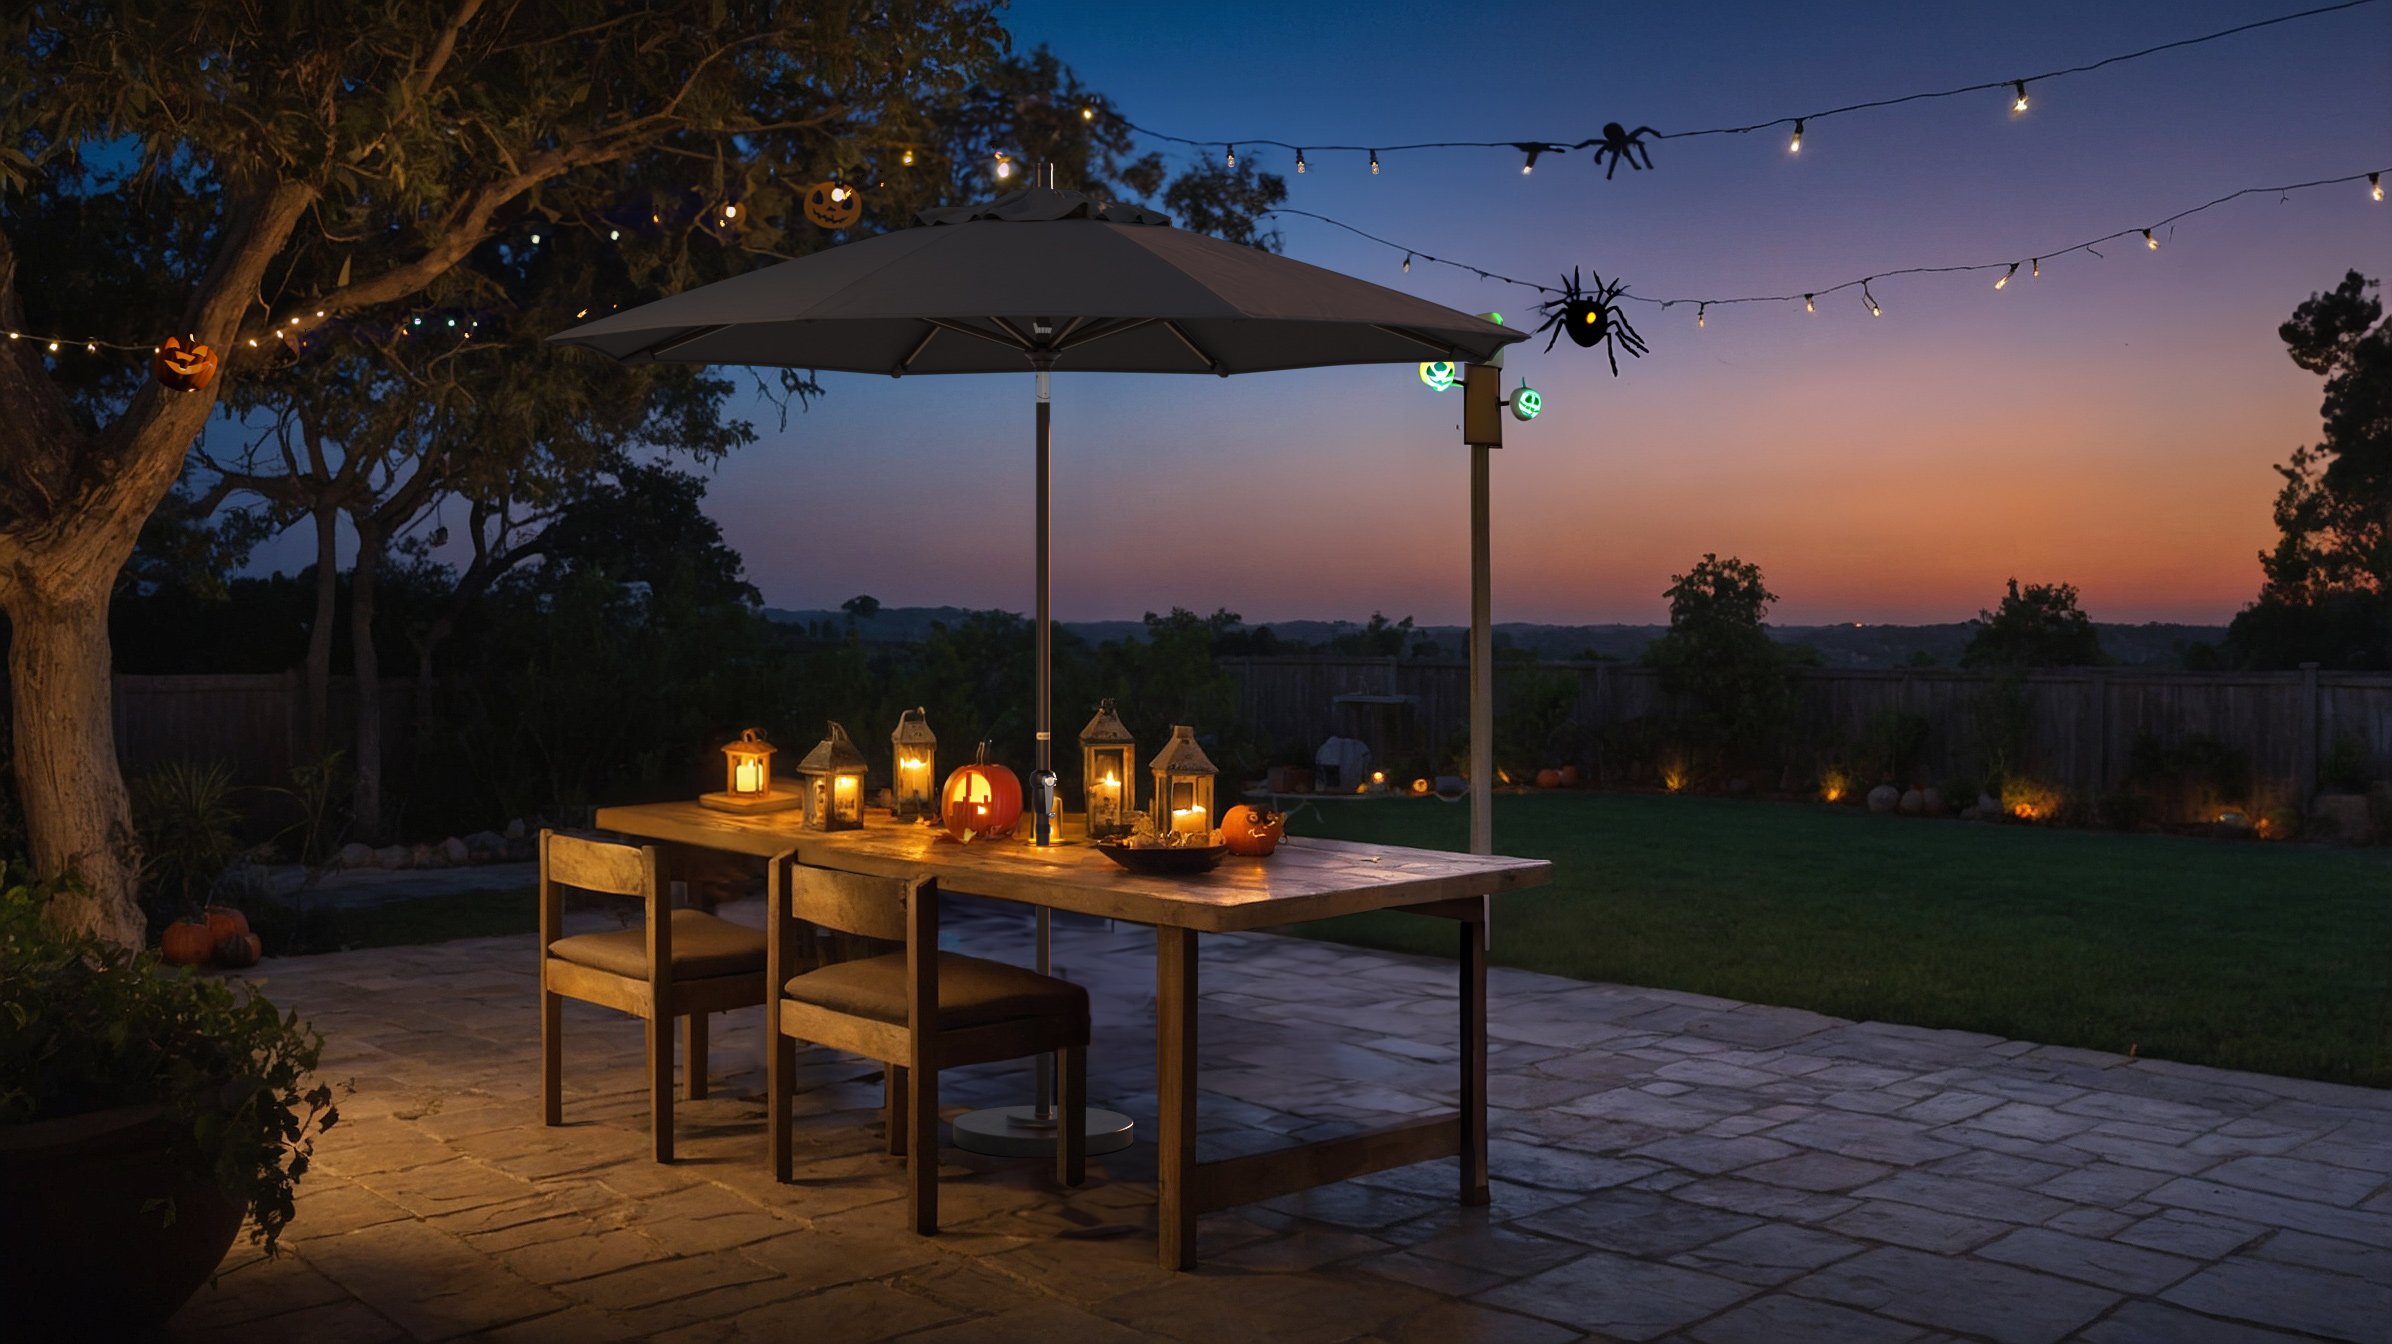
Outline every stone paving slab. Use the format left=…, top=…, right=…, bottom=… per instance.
left=165, top=895, right=2389, bottom=1342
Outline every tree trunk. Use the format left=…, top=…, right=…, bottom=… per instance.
left=5, top=581, right=148, bottom=947
left=349, top=524, right=385, bottom=842
left=303, top=504, right=338, bottom=757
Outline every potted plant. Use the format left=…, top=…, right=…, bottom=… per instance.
left=0, top=869, right=337, bottom=1334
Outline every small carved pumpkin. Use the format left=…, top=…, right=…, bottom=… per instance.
left=152, top=335, right=219, bottom=392
left=203, top=903, right=249, bottom=943
left=160, top=918, right=215, bottom=967
left=802, top=181, right=863, bottom=230
left=215, top=932, right=263, bottom=969
left=1218, top=804, right=1284, bottom=857
left=942, top=742, right=1023, bottom=842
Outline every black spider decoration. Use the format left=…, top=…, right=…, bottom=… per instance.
left=1533, top=268, right=1648, bottom=376
left=1586, top=122, right=1657, bottom=179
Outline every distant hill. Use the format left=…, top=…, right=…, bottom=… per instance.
left=763, top=607, right=2229, bottom=669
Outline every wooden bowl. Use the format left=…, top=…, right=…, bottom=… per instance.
left=1093, top=841, right=1228, bottom=874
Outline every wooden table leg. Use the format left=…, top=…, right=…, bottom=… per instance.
left=1459, top=897, right=1490, bottom=1206
left=1156, top=925, right=1198, bottom=1270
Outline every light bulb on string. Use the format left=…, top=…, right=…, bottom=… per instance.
left=2011, top=81, right=2029, bottom=113
left=994, top=151, right=1012, bottom=179
left=47, top=340, right=59, bottom=352
left=2143, top=229, right=2158, bottom=250
left=827, top=184, right=847, bottom=203
left=1695, top=304, right=1706, bottom=329
left=530, top=232, right=540, bottom=245
left=1519, top=145, right=1541, bottom=175
left=724, top=202, right=740, bottom=217
left=1789, top=120, right=1803, bottom=154
left=1369, top=150, right=1379, bottom=175
left=1080, top=105, right=1095, bottom=122
left=1804, top=294, right=1814, bottom=313
left=2372, top=173, right=2383, bottom=201
left=1401, top=253, right=1411, bottom=273
left=1995, top=262, right=2017, bottom=290
left=609, top=229, right=620, bottom=240
left=1295, top=150, right=1307, bottom=174
left=901, top=148, right=915, bottom=166
left=1862, top=281, right=1881, bottom=318
left=2032, top=258, right=2040, bottom=278
left=1225, top=144, right=1235, bottom=169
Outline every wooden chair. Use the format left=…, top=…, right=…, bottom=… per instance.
left=539, top=830, right=770, bottom=1162
left=766, top=858, right=1088, bottom=1233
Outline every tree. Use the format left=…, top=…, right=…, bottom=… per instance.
left=2225, top=270, right=2392, bottom=669
left=0, top=1, right=1008, bottom=943
left=1645, top=554, right=1803, bottom=763
left=842, top=594, right=883, bottom=627
left=1961, top=579, right=2104, bottom=669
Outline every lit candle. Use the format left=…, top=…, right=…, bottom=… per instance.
left=734, top=758, right=764, bottom=794
left=1170, top=804, right=1207, bottom=836
left=1093, top=772, right=1122, bottom=828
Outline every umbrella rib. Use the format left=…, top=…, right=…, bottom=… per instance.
left=1373, top=325, right=1465, bottom=359
left=892, top=325, right=940, bottom=377
left=924, top=317, right=1030, bottom=353
left=633, top=324, right=728, bottom=361
left=1052, top=317, right=1158, bottom=353
left=1160, top=320, right=1226, bottom=375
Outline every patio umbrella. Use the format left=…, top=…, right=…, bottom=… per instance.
left=555, top=175, right=1525, bottom=1151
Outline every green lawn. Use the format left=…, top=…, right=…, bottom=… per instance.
left=1282, top=793, right=2392, bottom=1089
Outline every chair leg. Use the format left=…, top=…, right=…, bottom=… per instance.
left=646, top=1013, right=674, bottom=1163
left=1058, top=1045, right=1087, bottom=1188
left=885, top=1067, right=909, bottom=1157
left=908, top=1064, right=938, bottom=1235
left=769, top=1027, right=795, bottom=1183
left=540, top=989, right=563, bottom=1127
left=684, top=1010, right=709, bottom=1101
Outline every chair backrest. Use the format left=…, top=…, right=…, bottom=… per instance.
left=785, top=864, right=923, bottom=942
left=542, top=831, right=654, bottom=898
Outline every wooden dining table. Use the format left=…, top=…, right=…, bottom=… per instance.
left=592, top=801, right=1552, bottom=1269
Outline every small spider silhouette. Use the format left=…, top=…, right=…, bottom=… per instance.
left=1586, top=123, right=1657, bottom=179
left=1532, top=268, right=1648, bottom=376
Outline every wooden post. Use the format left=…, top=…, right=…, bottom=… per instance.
left=2299, top=662, right=2321, bottom=807
left=1156, top=926, right=1199, bottom=1270
left=1458, top=895, right=1489, bottom=1205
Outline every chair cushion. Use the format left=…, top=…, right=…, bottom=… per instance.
left=785, top=952, right=1088, bottom=1032
left=548, top=909, right=767, bottom=980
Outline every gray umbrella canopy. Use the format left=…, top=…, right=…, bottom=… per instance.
left=550, top=186, right=1518, bottom=375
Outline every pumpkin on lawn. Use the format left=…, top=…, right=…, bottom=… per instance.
left=160, top=918, right=215, bottom=967
left=152, top=336, right=219, bottom=392
left=941, top=743, right=1022, bottom=842
left=215, top=932, right=262, bottom=969
left=1534, top=768, right=1563, bottom=790
left=1218, top=804, right=1284, bottom=857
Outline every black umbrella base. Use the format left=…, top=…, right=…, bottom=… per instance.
left=951, top=1104, right=1136, bottom=1157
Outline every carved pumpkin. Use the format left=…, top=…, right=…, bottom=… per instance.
left=942, top=742, right=1022, bottom=842
left=1534, top=768, right=1563, bottom=790
left=152, top=336, right=219, bottom=392
left=160, top=918, right=215, bottom=967
left=215, top=932, right=263, bottom=969
left=203, top=904, right=249, bottom=943
left=802, top=181, right=863, bottom=230
left=1218, top=804, right=1284, bottom=857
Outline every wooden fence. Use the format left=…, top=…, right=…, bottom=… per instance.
left=1221, top=656, right=2392, bottom=816
left=110, top=673, right=418, bottom=784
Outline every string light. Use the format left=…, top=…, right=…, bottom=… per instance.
left=901, top=148, right=915, bottom=166
left=1225, top=144, right=1235, bottom=169
left=1369, top=150, right=1379, bottom=175
left=1804, top=294, right=1815, bottom=313
left=827, top=184, right=848, bottom=203
left=1863, top=281, right=1881, bottom=317
left=609, top=229, right=620, bottom=240
left=1520, top=145, right=1542, bottom=174
left=2373, top=173, right=2383, bottom=201
left=47, top=340, right=58, bottom=351
left=1081, top=105, right=1095, bottom=122
left=2032, top=258, right=2041, bottom=278
left=994, top=151, right=1013, bottom=179
left=724, top=202, right=740, bottom=217
left=1114, top=2, right=2383, bottom=172
left=1995, top=262, right=2017, bottom=289
left=1296, top=149, right=1307, bottom=174
left=1789, top=119, right=1803, bottom=154
left=1401, top=253, right=1412, bottom=273
left=1696, top=303, right=1706, bottom=328
left=2144, top=228, right=2159, bottom=250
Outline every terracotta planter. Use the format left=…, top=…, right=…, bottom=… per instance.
left=0, top=1103, right=245, bottom=1335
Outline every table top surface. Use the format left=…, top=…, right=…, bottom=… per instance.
left=592, top=801, right=1552, bottom=933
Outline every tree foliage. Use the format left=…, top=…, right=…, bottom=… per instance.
left=2226, top=270, right=2392, bottom=668
left=1646, top=554, right=1804, bottom=759
left=1961, top=579, right=2105, bottom=669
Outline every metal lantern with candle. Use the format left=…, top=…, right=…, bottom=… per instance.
left=701, top=727, right=799, bottom=813
left=890, top=707, right=938, bottom=822
left=1149, top=725, right=1218, bottom=842
left=1078, top=699, right=1136, bottom=839
left=795, top=721, right=869, bottom=831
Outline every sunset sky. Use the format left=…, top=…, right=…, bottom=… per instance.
left=269, top=0, right=2392, bottom=628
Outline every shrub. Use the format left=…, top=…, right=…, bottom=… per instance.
left=1817, top=763, right=1853, bottom=804
left=129, top=760, right=243, bottom=924
left=1852, top=711, right=1931, bottom=786
left=2320, top=734, right=2373, bottom=793
left=2123, top=733, right=2253, bottom=825
left=2000, top=777, right=2062, bottom=822
left=0, top=869, right=337, bottom=1253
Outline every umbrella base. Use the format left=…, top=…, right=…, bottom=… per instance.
left=951, top=1105, right=1136, bottom=1157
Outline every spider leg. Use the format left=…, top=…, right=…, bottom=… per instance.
left=1633, top=144, right=1653, bottom=171
left=1544, top=324, right=1563, bottom=354
left=1604, top=153, right=1620, bottom=180
left=1605, top=340, right=1620, bottom=377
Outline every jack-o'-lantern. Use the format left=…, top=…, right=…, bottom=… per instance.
left=802, top=180, right=863, bottom=230
left=942, top=742, right=1023, bottom=842
left=1218, top=804, right=1284, bottom=857
left=152, top=336, right=219, bottom=392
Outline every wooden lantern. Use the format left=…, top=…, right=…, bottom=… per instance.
left=1150, top=725, right=1218, bottom=840
left=701, top=727, right=799, bottom=813
left=1078, top=699, right=1136, bottom=839
left=796, top=721, right=869, bottom=831
left=891, top=707, right=938, bottom=822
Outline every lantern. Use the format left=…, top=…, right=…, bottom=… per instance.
left=891, top=707, right=938, bottom=822
left=796, top=721, right=869, bottom=831
left=1078, top=699, right=1137, bottom=840
left=1149, top=725, right=1218, bottom=840
left=702, top=727, right=798, bottom=813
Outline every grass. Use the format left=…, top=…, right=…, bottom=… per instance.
left=1282, top=792, right=2392, bottom=1089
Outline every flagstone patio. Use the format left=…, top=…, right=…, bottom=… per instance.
left=170, top=896, right=2390, bottom=1343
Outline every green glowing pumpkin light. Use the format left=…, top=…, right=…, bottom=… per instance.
left=1509, top=381, right=1542, bottom=421
left=1418, top=360, right=1458, bottom=392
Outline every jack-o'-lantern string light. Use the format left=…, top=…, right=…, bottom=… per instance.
left=1259, top=165, right=2386, bottom=338
left=1102, top=0, right=2381, bottom=177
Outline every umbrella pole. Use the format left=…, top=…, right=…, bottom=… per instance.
left=1471, top=449, right=1494, bottom=856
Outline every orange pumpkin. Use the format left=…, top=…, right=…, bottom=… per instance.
left=802, top=181, right=863, bottom=229
left=1558, top=765, right=1582, bottom=787
left=160, top=918, right=215, bottom=967
left=152, top=335, right=219, bottom=392
left=1534, top=768, right=1563, bottom=790
left=1218, top=804, right=1284, bottom=857
left=215, top=932, right=262, bottom=969
left=942, top=743, right=1022, bottom=842
left=203, top=904, right=249, bottom=943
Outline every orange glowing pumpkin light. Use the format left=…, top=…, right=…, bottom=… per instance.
left=1219, top=804, right=1285, bottom=857
left=943, top=742, right=1023, bottom=842
left=152, top=335, right=219, bottom=392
